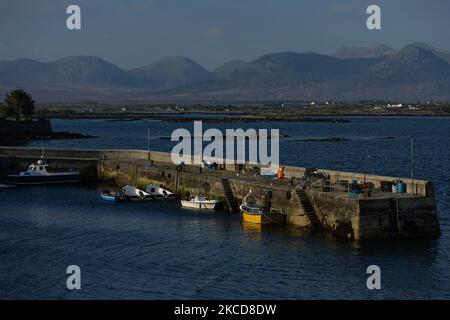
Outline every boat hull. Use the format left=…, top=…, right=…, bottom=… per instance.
left=150, top=195, right=177, bottom=201
left=241, top=211, right=285, bottom=224
left=127, top=196, right=153, bottom=202
left=100, top=192, right=129, bottom=203
left=145, top=185, right=176, bottom=200
left=180, top=200, right=218, bottom=210
left=7, top=173, right=80, bottom=185
left=159, top=196, right=178, bottom=201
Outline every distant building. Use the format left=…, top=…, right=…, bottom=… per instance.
left=387, top=103, right=402, bottom=108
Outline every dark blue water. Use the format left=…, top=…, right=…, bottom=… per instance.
left=1, top=116, right=449, bottom=299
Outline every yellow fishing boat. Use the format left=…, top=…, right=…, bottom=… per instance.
left=239, top=190, right=285, bottom=224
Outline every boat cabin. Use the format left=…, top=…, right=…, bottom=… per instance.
left=20, top=159, right=49, bottom=176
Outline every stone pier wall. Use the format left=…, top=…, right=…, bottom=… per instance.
left=309, top=191, right=440, bottom=240
left=0, top=147, right=441, bottom=240
left=99, top=160, right=312, bottom=228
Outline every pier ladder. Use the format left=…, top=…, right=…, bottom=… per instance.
left=295, top=188, right=322, bottom=230
left=220, top=178, right=240, bottom=213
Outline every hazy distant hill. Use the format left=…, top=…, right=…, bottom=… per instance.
left=369, top=44, right=450, bottom=81
left=333, top=45, right=396, bottom=59
left=49, top=56, right=131, bottom=85
left=153, top=44, right=450, bottom=101
left=152, top=52, right=380, bottom=101
left=404, top=42, right=450, bottom=64
left=128, top=56, right=213, bottom=90
left=1, top=43, right=450, bottom=102
left=213, top=60, right=248, bottom=77
left=0, top=59, right=62, bottom=84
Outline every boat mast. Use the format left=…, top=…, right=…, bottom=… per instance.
left=411, top=136, right=414, bottom=196
left=40, top=137, right=44, bottom=159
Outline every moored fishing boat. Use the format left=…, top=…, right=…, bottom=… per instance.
left=121, top=185, right=152, bottom=201
left=239, top=190, right=285, bottom=224
left=145, top=185, right=176, bottom=200
left=99, top=190, right=129, bottom=203
left=7, top=158, right=80, bottom=185
left=180, top=195, right=220, bottom=210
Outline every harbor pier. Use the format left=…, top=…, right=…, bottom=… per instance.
left=0, top=146, right=440, bottom=241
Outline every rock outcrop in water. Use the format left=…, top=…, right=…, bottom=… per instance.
left=0, top=119, right=52, bottom=145
left=0, top=119, right=93, bottom=145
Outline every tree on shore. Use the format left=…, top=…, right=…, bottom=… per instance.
left=4, top=88, right=35, bottom=121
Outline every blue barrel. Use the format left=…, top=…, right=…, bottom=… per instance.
left=397, top=182, right=406, bottom=193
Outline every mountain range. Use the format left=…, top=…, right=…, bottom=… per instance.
left=1, top=42, right=450, bottom=102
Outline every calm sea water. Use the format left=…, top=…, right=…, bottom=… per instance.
left=1, top=116, right=449, bottom=299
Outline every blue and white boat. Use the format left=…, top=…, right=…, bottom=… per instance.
left=100, top=185, right=152, bottom=203
left=7, top=158, right=80, bottom=185
left=100, top=190, right=129, bottom=202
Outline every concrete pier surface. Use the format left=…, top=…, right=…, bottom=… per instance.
left=0, top=146, right=441, bottom=241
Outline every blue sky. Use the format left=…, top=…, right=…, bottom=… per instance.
left=0, top=0, right=449, bottom=69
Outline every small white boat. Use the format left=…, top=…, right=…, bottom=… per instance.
left=121, top=185, right=152, bottom=201
left=145, top=185, right=176, bottom=200
left=7, top=158, right=80, bottom=185
left=180, top=196, right=220, bottom=210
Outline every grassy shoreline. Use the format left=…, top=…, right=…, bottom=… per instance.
left=30, top=103, right=450, bottom=121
